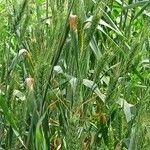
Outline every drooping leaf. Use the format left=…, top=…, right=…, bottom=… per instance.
left=117, top=98, right=134, bottom=123
left=83, top=79, right=105, bottom=102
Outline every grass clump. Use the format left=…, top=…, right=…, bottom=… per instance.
left=0, top=0, right=150, bottom=149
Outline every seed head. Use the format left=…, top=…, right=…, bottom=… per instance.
left=25, top=76, right=34, bottom=91
left=19, top=49, right=28, bottom=56
left=69, top=14, right=77, bottom=31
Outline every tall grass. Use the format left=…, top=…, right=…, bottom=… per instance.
left=0, top=0, right=150, bottom=149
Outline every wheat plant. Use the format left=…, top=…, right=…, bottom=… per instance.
left=0, top=0, right=150, bottom=149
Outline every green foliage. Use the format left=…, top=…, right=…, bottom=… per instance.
left=0, top=0, right=150, bottom=149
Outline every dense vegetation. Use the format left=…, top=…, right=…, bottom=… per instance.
left=0, top=0, right=150, bottom=149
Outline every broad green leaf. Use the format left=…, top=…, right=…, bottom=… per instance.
left=83, top=79, right=105, bottom=102
left=36, top=111, right=48, bottom=150
left=97, top=25, right=127, bottom=58
left=123, top=1, right=149, bottom=9
left=132, top=2, right=150, bottom=21
left=90, top=37, right=102, bottom=60
left=103, top=11, right=123, bottom=36
left=117, top=98, right=134, bottom=123
left=54, top=65, right=63, bottom=74
left=13, top=90, right=26, bottom=101
left=0, top=96, right=17, bottom=129
left=0, top=95, right=26, bottom=148
left=85, top=16, right=123, bottom=36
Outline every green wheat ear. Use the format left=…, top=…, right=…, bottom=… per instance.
left=85, top=0, right=109, bottom=48
left=0, top=0, right=150, bottom=149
